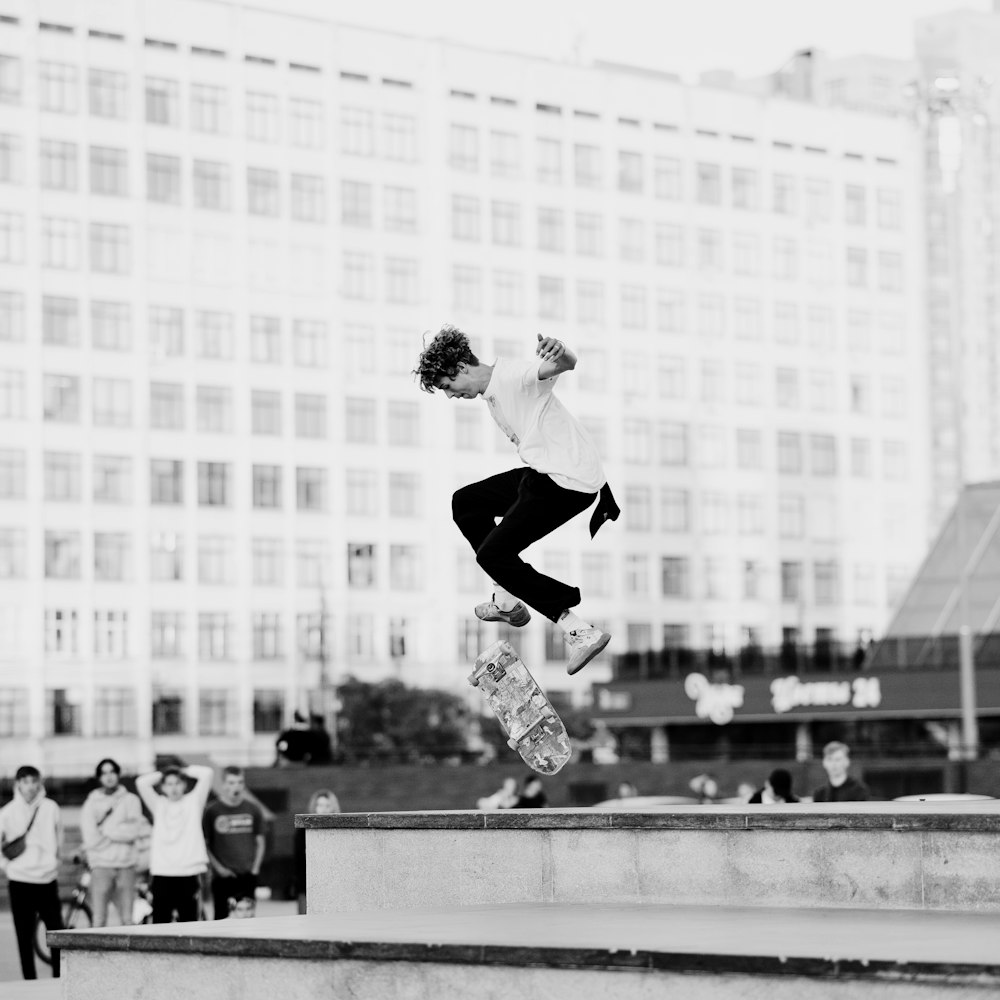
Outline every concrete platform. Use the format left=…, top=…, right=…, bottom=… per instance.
left=50, top=903, right=1000, bottom=999
left=1, top=983, right=62, bottom=1000
left=300, top=804, right=1000, bottom=915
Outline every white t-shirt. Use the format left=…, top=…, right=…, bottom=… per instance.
left=483, top=357, right=605, bottom=493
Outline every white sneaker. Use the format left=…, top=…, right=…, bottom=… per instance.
left=565, top=627, right=611, bottom=676
left=474, top=597, right=531, bottom=627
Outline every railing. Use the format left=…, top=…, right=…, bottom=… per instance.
left=611, top=633, right=1000, bottom=681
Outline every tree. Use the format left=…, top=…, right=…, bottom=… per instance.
left=335, top=677, right=472, bottom=762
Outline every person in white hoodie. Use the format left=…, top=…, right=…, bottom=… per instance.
left=0, top=765, right=63, bottom=979
left=80, top=758, right=143, bottom=927
left=135, top=763, right=213, bottom=923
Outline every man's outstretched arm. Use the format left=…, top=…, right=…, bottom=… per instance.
left=536, top=333, right=576, bottom=379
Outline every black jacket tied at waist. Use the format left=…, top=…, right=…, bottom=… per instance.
left=589, top=483, right=621, bottom=538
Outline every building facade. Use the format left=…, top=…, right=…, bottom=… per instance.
left=0, top=0, right=928, bottom=774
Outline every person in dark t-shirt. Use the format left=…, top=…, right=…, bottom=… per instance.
left=811, top=741, right=873, bottom=802
left=202, top=767, right=265, bottom=919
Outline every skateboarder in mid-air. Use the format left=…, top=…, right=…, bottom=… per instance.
left=415, top=325, right=619, bottom=676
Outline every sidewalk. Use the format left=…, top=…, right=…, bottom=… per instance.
left=0, top=898, right=298, bottom=985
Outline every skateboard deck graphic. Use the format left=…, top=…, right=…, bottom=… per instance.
left=469, top=639, right=572, bottom=775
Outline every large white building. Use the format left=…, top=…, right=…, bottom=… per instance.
left=0, top=0, right=929, bottom=774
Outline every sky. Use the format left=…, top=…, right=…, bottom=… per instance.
left=323, top=0, right=995, bottom=80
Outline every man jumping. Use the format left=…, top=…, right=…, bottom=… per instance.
left=415, top=326, right=619, bottom=676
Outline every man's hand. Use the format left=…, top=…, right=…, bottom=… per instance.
left=536, top=333, right=565, bottom=362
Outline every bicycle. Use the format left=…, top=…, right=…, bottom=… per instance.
left=34, top=861, right=154, bottom=965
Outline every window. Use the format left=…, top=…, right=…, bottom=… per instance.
left=661, top=489, right=689, bottom=532
left=576, top=281, right=604, bottom=326
left=198, top=536, right=234, bottom=585
left=252, top=464, right=282, bottom=508
left=150, top=382, right=184, bottom=429
left=574, top=143, right=602, bottom=187
left=44, top=611, right=78, bottom=657
left=90, top=223, right=130, bottom=273
left=0, top=448, right=25, bottom=499
left=879, top=251, right=903, bottom=293
left=774, top=303, right=799, bottom=344
left=538, top=208, right=565, bottom=252
left=198, top=618, right=233, bottom=663
left=619, top=218, right=644, bottom=261
left=152, top=689, right=184, bottom=734
left=44, top=451, right=81, bottom=501
left=347, top=613, right=374, bottom=660
left=93, top=455, right=132, bottom=503
left=575, top=212, right=603, bottom=256
left=150, top=459, right=184, bottom=504
left=198, top=688, right=235, bottom=736
left=738, top=495, right=765, bottom=536
left=653, top=156, right=681, bottom=200
left=732, top=167, right=759, bottom=209
left=807, top=307, right=835, bottom=351
left=773, top=238, right=797, bottom=280
left=43, top=373, right=80, bottom=422
left=388, top=400, right=420, bottom=446
left=251, top=537, right=283, bottom=587
left=294, top=393, right=326, bottom=439
left=625, top=486, right=652, bottom=531
left=345, top=468, right=377, bottom=515
left=291, top=173, right=325, bottom=222
left=696, top=162, right=721, bottom=204
left=93, top=615, right=129, bottom=660
left=778, top=494, right=804, bottom=538
left=697, top=295, right=724, bottom=338
left=91, top=301, right=131, bottom=351
left=254, top=690, right=284, bottom=732
left=40, top=217, right=79, bottom=268
left=150, top=531, right=183, bottom=580
left=348, top=542, right=376, bottom=588
left=389, top=471, right=420, bottom=517
left=197, top=462, right=231, bottom=506
left=538, top=276, right=564, bottom=320
left=536, top=138, right=561, bottom=183
left=0, top=291, right=24, bottom=342
left=773, top=174, right=796, bottom=215
left=296, top=466, right=327, bottom=511
left=883, top=440, right=907, bottom=480
left=0, top=133, right=21, bottom=183
left=45, top=530, right=81, bottom=578
left=493, top=271, right=523, bottom=316
left=46, top=688, right=82, bottom=734
left=92, top=377, right=131, bottom=427
left=733, top=234, right=759, bottom=276
left=851, top=437, right=872, bottom=477
left=39, top=61, right=78, bottom=113
left=776, top=367, right=799, bottom=409
left=777, top=431, right=802, bottom=473
left=847, top=247, right=867, bottom=287
left=809, top=370, right=835, bottom=411
left=451, top=195, right=480, bottom=241
left=618, top=150, right=643, bottom=193
left=492, top=201, right=521, bottom=246
left=196, top=386, right=232, bottom=432
left=491, top=130, right=520, bottom=177
left=452, top=265, right=482, bottom=312
left=382, top=112, right=416, bottom=161
left=252, top=613, right=283, bottom=660
left=384, top=185, right=417, bottom=233
left=195, top=311, right=233, bottom=359
left=877, top=189, right=901, bottom=230
left=780, top=561, right=802, bottom=603
left=290, top=97, right=324, bottom=148
left=655, top=224, right=683, bottom=267
left=342, top=252, right=375, bottom=299
left=248, top=167, right=279, bottom=215
left=661, top=557, right=689, bottom=598
left=147, top=153, right=180, bottom=204
left=145, top=77, right=180, bottom=125
left=449, top=124, right=478, bottom=170
left=191, top=83, right=227, bottom=133
left=697, top=228, right=723, bottom=270
left=0, top=55, right=22, bottom=105
left=90, top=146, right=127, bottom=196
left=0, top=368, right=23, bottom=419
left=151, top=613, right=184, bottom=659
left=193, top=160, right=230, bottom=210
left=390, top=544, right=420, bottom=590
left=385, top=257, right=419, bottom=303
left=341, top=107, right=374, bottom=155
left=845, top=184, right=866, bottom=225
left=39, top=140, right=77, bottom=191
left=292, top=319, right=328, bottom=368
left=805, top=177, right=831, bottom=222
left=251, top=390, right=282, bottom=435
left=246, top=91, right=279, bottom=142
left=814, top=561, right=839, bottom=605
left=42, top=296, right=79, bottom=346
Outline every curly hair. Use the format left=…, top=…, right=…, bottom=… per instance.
left=413, top=325, right=479, bottom=393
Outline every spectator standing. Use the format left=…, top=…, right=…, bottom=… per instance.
left=136, top=764, right=213, bottom=923
left=295, top=788, right=339, bottom=914
left=80, top=758, right=142, bottom=927
left=812, top=741, right=873, bottom=802
left=0, top=765, right=63, bottom=979
left=748, top=768, right=800, bottom=804
left=202, top=766, right=266, bottom=920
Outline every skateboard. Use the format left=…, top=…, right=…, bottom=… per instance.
left=469, top=639, right=572, bottom=775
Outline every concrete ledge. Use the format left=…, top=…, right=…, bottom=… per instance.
left=49, top=904, right=1000, bottom=985
left=296, top=802, right=1000, bottom=833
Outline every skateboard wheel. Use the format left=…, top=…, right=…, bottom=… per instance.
left=469, top=676, right=480, bottom=687
left=506, top=738, right=518, bottom=750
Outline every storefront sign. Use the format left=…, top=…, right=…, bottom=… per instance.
left=770, top=676, right=882, bottom=714
left=684, top=673, right=745, bottom=725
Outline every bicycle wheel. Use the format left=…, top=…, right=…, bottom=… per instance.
left=34, top=899, right=93, bottom=964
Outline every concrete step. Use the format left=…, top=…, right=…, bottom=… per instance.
left=300, top=803, right=1000, bottom=914
left=0, top=982, right=62, bottom=1000
left=50, top=903, right=1000, bottom=999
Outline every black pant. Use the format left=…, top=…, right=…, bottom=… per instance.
left=9, top=879, right=62, bottom=979
left=453, top=468, right=596, bottom=622
left=211, top=872, right=257, bottom=920
left=151, top=874, right=201, bottom=923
